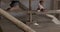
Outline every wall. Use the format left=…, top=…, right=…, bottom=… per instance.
left=20, top=0, right=53, bottom=10
left=44, top=0, right=53, bottom=10
left=0, top=0, right=53, bottom=10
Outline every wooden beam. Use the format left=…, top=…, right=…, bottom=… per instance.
left=0, top=8, right=36, bottom=32
left=29, top=0, right=32, bottom=23
left=29, top=0, right=31, bottom=10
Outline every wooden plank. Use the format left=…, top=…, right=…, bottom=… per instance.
left=27, top=10, right=60, bottom=15
left=0, top=8, right=36, bottom=32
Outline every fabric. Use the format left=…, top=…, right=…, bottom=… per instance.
left=39, top=3, right=45, bottom=9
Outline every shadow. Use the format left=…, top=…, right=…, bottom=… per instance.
left=0, top=26, right=3, bottom=32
